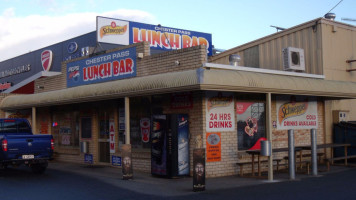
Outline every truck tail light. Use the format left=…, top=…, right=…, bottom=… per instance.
left=2, top=139, right=8, bottom=152
left=51, top=139, right=54, bottom=150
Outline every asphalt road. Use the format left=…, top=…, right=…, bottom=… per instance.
left=1, top=163, right=356, bottom=200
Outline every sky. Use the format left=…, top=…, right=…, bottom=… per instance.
left=0, top=0, right=355, bottom=61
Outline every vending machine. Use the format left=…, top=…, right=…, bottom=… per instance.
left=151, top=114, right=189, bottom=177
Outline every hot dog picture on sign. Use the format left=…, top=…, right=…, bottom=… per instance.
left=236, top=102, right=266, bottom=150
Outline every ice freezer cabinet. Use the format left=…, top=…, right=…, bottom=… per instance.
left=151, top=114, right=190, bottom=177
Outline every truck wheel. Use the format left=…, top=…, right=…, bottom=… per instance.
left=31, top=164, right=47, bottom=174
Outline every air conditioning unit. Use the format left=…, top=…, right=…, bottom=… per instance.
left=282, top=47, right=305, bottom=71
left=332, top=110, right=349, bottom=124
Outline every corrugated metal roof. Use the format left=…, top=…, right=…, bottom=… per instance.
left=1, top=68, right=356, bottom=110
left=200, top=69, right=356, bottom=98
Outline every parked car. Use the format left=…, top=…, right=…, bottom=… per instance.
left=0, top=118, right=54, bottom=174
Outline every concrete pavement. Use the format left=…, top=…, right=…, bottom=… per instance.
left=48, top=161, right=353, bottom=198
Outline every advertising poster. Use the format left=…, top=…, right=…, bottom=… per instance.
left=236, top=102, right=266, bottom=150
left=178, top=114, right=189, bottom=175
left=206, top=92, right=235, bottom=132
left=276, top=96, right=318, bottom=130
left=140, top=118, right=150, bottom=143
left=121, top=144, right=133, bottom=180
left=97, top=16, right=213, bottom=56
left=206, top=132, right=221, bottom=162
left=193, top=148, right=205, bottom=192
left=66, top=47, right=136, bottom=88
left=109, top=119, right=115, bottom=154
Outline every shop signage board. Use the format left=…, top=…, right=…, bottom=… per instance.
left=205, top=92, right=235, bottom=132
left=66, top=47, right=136, bottom=87
left=112, top=155, right=122, bottom=166
left=206, top=132, right=221, bottom=162
left=84, top=154, right=93, bottom=164
left=0, top=82, right=11, bottom=91
left=97, top=16, right=213, bottom=56
left=276, top=96, right=318, bottom=130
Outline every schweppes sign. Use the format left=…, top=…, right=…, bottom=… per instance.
left=278, top=102, right=308, bottom=125
left=207, top=96, right=233, bottom=111
left=276, top=96, right=318, bottom=130
left=100, top=22, right=128, bottom=38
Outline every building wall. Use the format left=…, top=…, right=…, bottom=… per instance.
left=321, top=21, right=356, bottom=124
left=209, top=19, right=324, bottom=75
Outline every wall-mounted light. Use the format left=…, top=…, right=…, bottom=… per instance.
left=175, top=60, right=180, bottom=66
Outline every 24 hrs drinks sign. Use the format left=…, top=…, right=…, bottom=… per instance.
left=206, top=92, right=235, bottom=132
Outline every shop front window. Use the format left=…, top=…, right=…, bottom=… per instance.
left=130, top=97, right=151, bottom=150
left=52, top=111, right=80, bottom=149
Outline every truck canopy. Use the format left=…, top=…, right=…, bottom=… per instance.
left=0, top=119, right=32, bottom=135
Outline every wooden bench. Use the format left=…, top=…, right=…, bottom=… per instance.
left=324, top=155, right=356, bottom=171
left=283, top=152, right=324, bottom=172
left=236, top=158, right=282, bottom=176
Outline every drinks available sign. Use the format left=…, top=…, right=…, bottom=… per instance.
left=276, top=95, right=318, bottom=130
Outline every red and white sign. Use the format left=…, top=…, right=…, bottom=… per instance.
left=140, top=118, right=150, bottom=143
left=109, top=119, right=115, bottom=153
left=0, top=82, right=11, bottom=91
left=276, top=96, right=318, bottom=130
left=206, top=92, right=235, bottom=132
left=41, top=50, right=53, bottom=71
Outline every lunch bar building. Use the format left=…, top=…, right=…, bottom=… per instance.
left=0, top=16, right=355, bottom=178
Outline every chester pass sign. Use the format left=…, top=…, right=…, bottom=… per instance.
left=66, top=47, right=136, bottom=88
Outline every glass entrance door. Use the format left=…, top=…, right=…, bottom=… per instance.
left=98, top=110, right=110, bottom=163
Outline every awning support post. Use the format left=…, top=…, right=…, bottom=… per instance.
left=311, top=129, right=318, bottom=176
left=266, top=93, right=273, bottom=181
left=32, top=107, right=36, bottom=134
left=125, top=97, right=130, bottom=144
left=288, top=129, right=295, bottom=180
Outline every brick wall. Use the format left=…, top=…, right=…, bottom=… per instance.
left=34, top=42, right=206, bottom=94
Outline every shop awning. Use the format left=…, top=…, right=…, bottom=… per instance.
left=1, top=66, right=356, bottom=110
left=3, top=71, right=62, bottom=94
